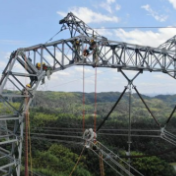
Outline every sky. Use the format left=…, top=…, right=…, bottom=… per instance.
left=1, top=0, right=176, bottom=95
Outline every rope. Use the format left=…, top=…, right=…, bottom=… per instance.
left=45, top=30, right=62, bottom=44
left=94, top=67, right=97, bottom=133
left=69, top=146, right=85, bottom=176
left=26, top=51, right=33, bottom=176
left=99, top=152, right=105, bottom=176
left=82, top=65, right=85, bottom=132
left=127, top=84, right=132, bottom=174
left=69, top=64, right=86, bottom=176
left=24, top=51, right=29, bottom=176
left=24, top=51, right=33, bottom=176
left=28, top=113, right=33, bottom=176
left=25, top=103, right=29, bottom=176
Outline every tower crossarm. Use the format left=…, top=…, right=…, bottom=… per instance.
left=5, top=35, right=176, bottom=78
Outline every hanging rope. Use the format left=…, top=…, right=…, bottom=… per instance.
left=28, top=113, right=33, bottom=176
left=94, top=67, right=97, bottom=133
left=127, top=83, right=132, bottom=174
left=82, top=65, right=85, bottom=132
left=99, top=152, right=105, bottom=176
left=69, top=57, right=87, bottom=176
left=24, top=52, right=29, bottom=176
left=25, top=110, right=29, bottom=176
left=69, top=146, right=85, bottom=176
left=24, top=51, right=33, bottom=176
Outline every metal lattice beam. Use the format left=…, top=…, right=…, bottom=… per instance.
left=4, top=35, right=176, bottom=74
left=158, top=35, right=176, bottom=51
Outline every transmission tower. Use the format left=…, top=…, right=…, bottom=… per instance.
left=0, top=12, right=176, bottom=176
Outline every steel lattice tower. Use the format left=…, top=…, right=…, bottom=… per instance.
left=0, top=12, right=176, bottom=176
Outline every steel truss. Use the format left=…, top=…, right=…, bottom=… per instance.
left=158, top=35, right=176, bottom=51
left=0, top=12, right=176, bottom=175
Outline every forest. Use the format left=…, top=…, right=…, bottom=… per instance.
left=1, top=91, right=176, bottom=176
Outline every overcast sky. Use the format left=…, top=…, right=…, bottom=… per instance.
left=1, top=0, right=176, bottom=95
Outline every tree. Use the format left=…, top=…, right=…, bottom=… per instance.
left=130, top=151, right=176, bottom=176
left=32, top=144, right=92, bottom=176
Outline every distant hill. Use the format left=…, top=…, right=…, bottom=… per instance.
left=2, top=90, right=176, bottom=124
left=32, top=91, right=152, bottom=107
left=32, top=91, right=176, bottom=106
left=154, top=94, right=176, bottom=104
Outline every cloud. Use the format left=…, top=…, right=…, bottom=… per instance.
left=116, top=4, right=121, bottom=11
left=100, top=2, right=113, bottom=13
left=107, top=0, right=116, bottom=4
left=153, top=74, right=167, bottom=79
left=100, top=0, right=120, bottom=13
left=141, top=4, right=168, bottom=22
left=74, top=67, right=102, bottom=74
left=0, top=52, right=11, bottom=72
left=0, top=61, right=6, bottom=72
left=57, top=7, right=120, bottom=23
left=95, top=28, right=113, bottom=36
left=168, top=0, right=176, bottom=9
left=0, top=40, right=25, bottom=46
left=114, top=28, right=176, bottom=47
left=57, top=71, right=70, bottom=76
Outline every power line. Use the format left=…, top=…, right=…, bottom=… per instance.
left=93, top=26, right=176, bottom=29
left=46, top=68, right=111, bottom=89
left=30, top=131, right=160, bottom=138
left=30, top=127, right=161, bottom=132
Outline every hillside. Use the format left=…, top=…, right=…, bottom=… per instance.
left=30, top=91, right=176, bottom=128
left=2, top=91, right=176, bottom=175
left=29, top=91, right=176, bottom=176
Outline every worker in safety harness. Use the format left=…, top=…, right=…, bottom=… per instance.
left=22, top=56, right=38, bottom=92
left=22, top=83, right=35, bottom=96
left=36, top=63, right=52, bottom=84
left=89, top=40, right=100, bottom=64
left=83, top=39, right=100, bottom=65
left=83, top=128, right=98, bottom=150
left=72, top=39, right=81, bottom=63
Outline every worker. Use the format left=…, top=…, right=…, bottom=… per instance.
left=29, top=74, right=38, bottom=87
left=72, top=39, right=81, bottom=63
left=36, top=62, right=52, bottom=84
left=80, top=49, right=89, bottom=63
left=42, top=63, right=52, bottom=80
left=22, top=84, right=33, bottom=95
left=83, top=49, right=89, bottom=57
left=89, top=40, right=100, bottom=65
left=36, top=63, right=41, bottom=70
left=83, top=128, right=97, bottom=148
left=26, top=84, right=31, bottom=89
